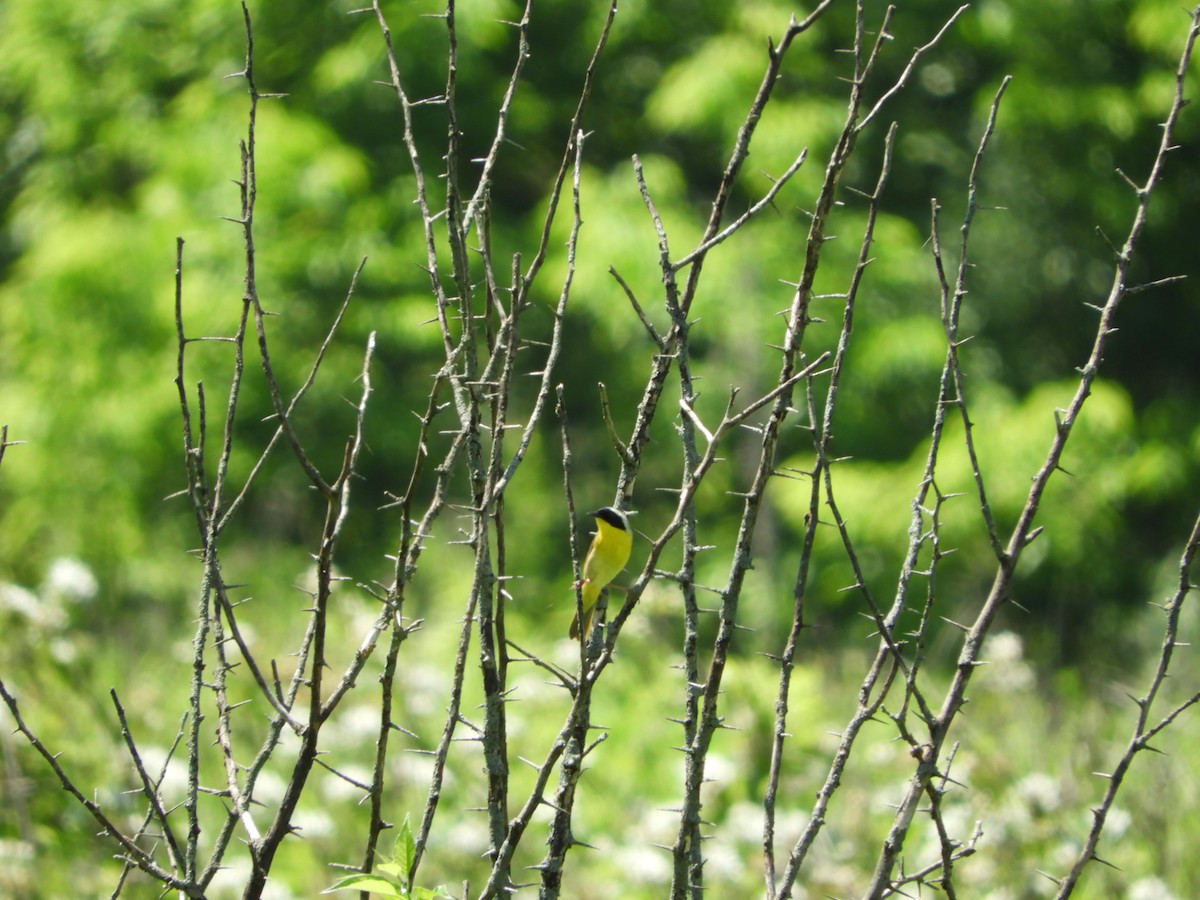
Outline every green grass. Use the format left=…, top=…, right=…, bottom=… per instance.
left=2, top=557, right=1198, bottom=899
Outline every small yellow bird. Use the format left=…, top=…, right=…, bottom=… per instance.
left=569, top=507, right=633, bottom=640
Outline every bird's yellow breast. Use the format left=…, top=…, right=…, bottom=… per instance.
left=582, top=518, right=633, bottom=596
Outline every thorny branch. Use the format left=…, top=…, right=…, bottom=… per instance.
left=1049, top=8, right=1200, bottom=894
left=858, top=7, right=1200, bottom=898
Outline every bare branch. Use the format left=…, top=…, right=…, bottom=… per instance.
left=0, top=681, right=192, bottom=893
left=1054, top=501, right=1200, bottom=897
left=863, top=8, right=1200, bottom=895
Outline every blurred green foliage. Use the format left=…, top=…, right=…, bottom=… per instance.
left=2, top=0, right=1197, bottom=643
left=2, top=0, right=1199, bottom=896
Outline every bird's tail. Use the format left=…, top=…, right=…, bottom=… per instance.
left=569, top=585, right=599, bottom=639
left=568, top=607, right=590, bottom=640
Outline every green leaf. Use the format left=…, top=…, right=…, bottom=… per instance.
left=377, top=860, right=404, bottom=879
left=322, top=873, right=407, bottom=897
left=394, top=815, right=417, bottom=880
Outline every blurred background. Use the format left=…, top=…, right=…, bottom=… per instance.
left=1, top=1, right=1198, bottom=897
